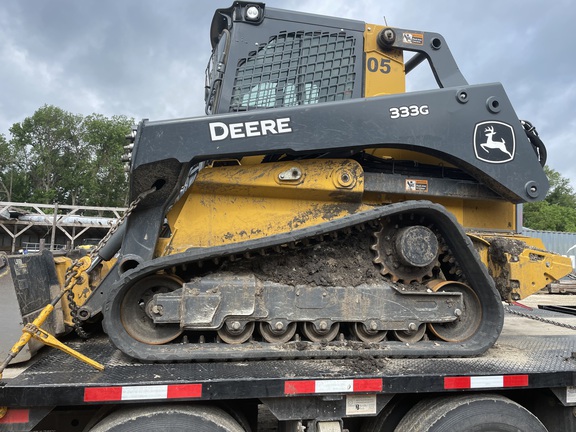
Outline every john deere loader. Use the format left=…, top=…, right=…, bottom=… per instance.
left=1, top=2, right=572, bottom=367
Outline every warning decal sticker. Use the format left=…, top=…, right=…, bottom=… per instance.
left=402, top=32, right=424, bottom=45
left=406, top=179, right=429, bottom=193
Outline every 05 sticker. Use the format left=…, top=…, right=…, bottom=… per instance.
left=390, top=104, right=429, bottom=119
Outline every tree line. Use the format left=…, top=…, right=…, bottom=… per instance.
left=0, top=105, right=575, bottom=231
left=523, top=166, right=576, bottom=232
left=0, top=105, right=132, bottom=207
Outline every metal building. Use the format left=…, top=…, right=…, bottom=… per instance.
left=522, top=228, right=576, bottom=269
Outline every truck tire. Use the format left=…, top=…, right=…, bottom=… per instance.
left=362, top=396, right=413, bottom=432
left=89, top=405, right=246, bottom=432
left=394, top=394, right=547, bottom=432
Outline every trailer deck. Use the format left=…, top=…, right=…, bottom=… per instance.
left=2, top=297, right=576, bottom=412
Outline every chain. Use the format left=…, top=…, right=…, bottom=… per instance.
left=504, top=305, right=576, bottom=330
left=66, top=186, right=157, bottom=337
left=63, top=259, right=92, bottom=338
left=67, top=284, right=90, bottom=338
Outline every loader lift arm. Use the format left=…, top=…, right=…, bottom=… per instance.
left=122, top=86, right=546, bottom=265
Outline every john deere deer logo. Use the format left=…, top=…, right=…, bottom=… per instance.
left=474, top=121, right=515, bottom=163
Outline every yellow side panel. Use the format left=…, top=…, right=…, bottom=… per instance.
left=363, top=191, right=516, bottom=231
left=158, top=159, right=372, bottom=255
left=461, top=199, right=516, bottom=231
left=435, top=197, right=516, bottom=231
left=364, top=24, right=405, bottom=96
left=366, top=149, right=457, bottom=168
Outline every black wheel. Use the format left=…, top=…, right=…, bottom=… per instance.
left=90, top=405, right=247, bottom=432
left=119, top=275, right=183, bottom=345
left=362, top=396, right=413, bottom=432
left=394, top=394, right=548, bottom=432
left=427, top=280, right=482, bottom=342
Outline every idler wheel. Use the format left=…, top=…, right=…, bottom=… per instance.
left=119, top=275, right=184, bottom=345
left=427, top=280, right=482, bottom=342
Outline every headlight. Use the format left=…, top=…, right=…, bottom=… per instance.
left=245, top=5, right=261, bottom=21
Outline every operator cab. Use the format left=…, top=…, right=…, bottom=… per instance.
left=205, top=2, right=367, bottom=115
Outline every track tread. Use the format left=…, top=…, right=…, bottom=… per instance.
left=103, top=201, right=504, bottom=361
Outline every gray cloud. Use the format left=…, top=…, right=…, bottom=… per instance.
left=1, top=0, right=575, bottom=187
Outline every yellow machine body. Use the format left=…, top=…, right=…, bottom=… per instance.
left=156, top=159, right=371, bottom=254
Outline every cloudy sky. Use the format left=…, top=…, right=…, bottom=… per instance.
left=1, top=1, right=575, bottom=187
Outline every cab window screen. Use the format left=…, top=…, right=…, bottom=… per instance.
left=230, top=31, right=356, bottom=111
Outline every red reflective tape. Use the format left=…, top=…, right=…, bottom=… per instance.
left=85, top=384, right=202, bottom=402
left=503, top=375, right=529, bottom=387
left=0, top=409, right=30, bottom=424
left=444, top=376, right=471, bottom=389
left=285, top=379, right=382, bottom=395
left=285, top=380, right=316, bottom=395
left=84, top=386, right=123, bottom=402
left=445, top=375, right=529, bottom=390
left=353, top=379, right=382, bottom=392
left=167, top=384, right=202, bottom=399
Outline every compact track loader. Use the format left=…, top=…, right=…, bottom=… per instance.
left=1, top=2, right=572, bottom=365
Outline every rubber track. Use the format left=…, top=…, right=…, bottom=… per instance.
left=102, top=200, right=504, bottom=361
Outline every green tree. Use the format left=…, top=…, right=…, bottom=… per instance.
left=7, top=105, right=132, bottom=206
left=0, top=134, right=11, bottom=200
left=81, top=114, right=133, bottom=206
left=10, top=105, right=84, bottom=204
left=523, top=166, right=576, bottom=232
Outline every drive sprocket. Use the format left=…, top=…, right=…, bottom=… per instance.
left=371, top=216, right=441, bottom=283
